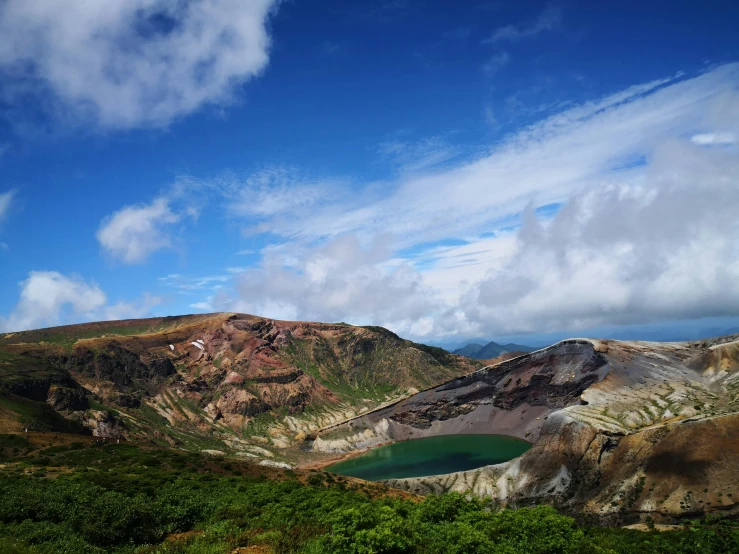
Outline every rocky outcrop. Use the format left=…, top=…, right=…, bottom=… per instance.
left=216, top=388, right=268, bottom=417
left=47, top=385, right=88, bottom=411
left=82, top=409, right=126, bottom=438
left=65, top=342, right=176, bottom=391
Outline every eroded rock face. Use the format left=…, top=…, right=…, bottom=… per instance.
left=64, top=343, right=176, bottom=392
left=82, top=409, right=126, bottom=438
left=216, top=388, right=268, bottom=417
left=47, top=385, right=88, bottom=411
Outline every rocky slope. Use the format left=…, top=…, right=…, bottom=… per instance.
left=0, top=313, right=479, bottom=462
left=311, top=335, right=739, bottom=523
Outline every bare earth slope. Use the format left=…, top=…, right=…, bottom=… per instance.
left=311, top=335, right=739, bottom=523
left=0, top=313, right=479, bottom=462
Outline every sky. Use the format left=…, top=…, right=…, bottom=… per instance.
left=0, top=0, right=738, bottom=346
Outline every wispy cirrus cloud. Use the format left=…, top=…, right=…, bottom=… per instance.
left=242, top=67, right=729, bottom=245
left=159, top=273, right=230, bottom=293
left=691, top=132, right=736, bottom=145
left=377, top=137, right=460, bottom=173
left=482, top=51, right=511, bottom=76
left=484, top=5, right=562, bottom=43
left=0, top=189, right=16, bottom=250
left=0, top=0, right=279, bottom=129
left=0, top=189, right=15, bottom=224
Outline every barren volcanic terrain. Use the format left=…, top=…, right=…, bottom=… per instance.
left=314, top=335, right=739, bottom=523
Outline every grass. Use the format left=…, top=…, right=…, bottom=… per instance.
left=1, top=433, right=738, bottom=554
left=0, top=395, right=89, bottom=434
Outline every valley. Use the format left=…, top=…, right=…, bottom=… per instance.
left=2, top=313, right=739, bottom=530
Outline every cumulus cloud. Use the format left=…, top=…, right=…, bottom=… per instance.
left=0, top=0, right=278, bottom=129
left=485, top=6, right=562, bottom=43
left=97, top=197, right=181, bottom=263
left=0, top=271, right=163, bottom=332
left=460, top=140, right=739, bottom=334
left=0, top=271, right=106, bottom=332
left=214, top=235, right=438, bottom=332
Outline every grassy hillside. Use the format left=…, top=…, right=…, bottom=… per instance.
left=1, top=432, right=737, bottom=554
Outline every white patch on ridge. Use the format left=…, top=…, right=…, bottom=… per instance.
left=191, top=341, right=204, bottom=350
left=169, top=344, right=175, bottom=351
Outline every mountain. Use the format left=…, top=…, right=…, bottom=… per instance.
left=0, top=313, right=480, bottom=461
left=453, top=340, right=535, bottom=359
left=6, top=313, right=739, bottom=524
left=451, top=343, right=484, bottom=357
left=312, top=333, right=739, bottom=523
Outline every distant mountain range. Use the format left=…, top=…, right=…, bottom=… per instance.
left=453, top=340, right=536, bottom=360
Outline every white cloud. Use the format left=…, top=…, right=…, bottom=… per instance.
left=216, top=235, right=438, bottom=328
left=219, top=168, right=340, bottom=219
left=0, top=271, right=163, bottom=332
left=0, top=189, right=15, bottom=223
left=485, top=6, right=562, bottom=43
left=691, top=132, right=736, bottom=145
left=214, top=64, right=739, bottom=339
left=97, top=197, right=180, bottom=263
left=460, top=139, right=739, bottom=334
left=0, top=271, right=105, bottom=331
left=377, top=137, right=460, bottom=173
left=160, top=273, right=229, bottom=292
left=250, top=66, right=736, bottom=247
left=0, top=0, right=279, bottom=129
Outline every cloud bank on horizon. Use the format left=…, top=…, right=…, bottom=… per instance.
left=0, top=1, right=737, bottom=341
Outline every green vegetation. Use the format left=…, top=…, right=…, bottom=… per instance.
left=0, top=434, right=738, bottom=554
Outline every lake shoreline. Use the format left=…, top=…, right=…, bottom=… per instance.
left=298, top=441, right=394, bottom=471
left=315, top=434, right=533, bottom=481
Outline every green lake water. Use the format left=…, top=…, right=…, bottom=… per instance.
left=325, top=434, right=531, bottom=481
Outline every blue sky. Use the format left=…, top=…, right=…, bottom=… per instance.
left=1, top=0, right=738, bottom=345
